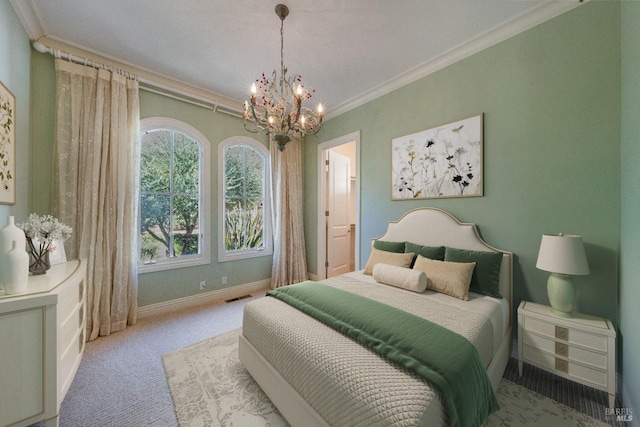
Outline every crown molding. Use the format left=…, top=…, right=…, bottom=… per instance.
left=9, top=0, right=46, bottom=40
left=35, top=36, right=243, bottom=113
left=326, top=1, right=587, bottom=120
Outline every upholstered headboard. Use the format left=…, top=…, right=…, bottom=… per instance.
left=374, top=208, right=513, bottom=323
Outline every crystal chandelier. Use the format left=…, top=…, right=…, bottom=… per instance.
left=243, top=4, right=323, bottom=151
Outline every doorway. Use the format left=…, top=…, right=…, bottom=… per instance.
left=317, top=131, right=360, bottom=279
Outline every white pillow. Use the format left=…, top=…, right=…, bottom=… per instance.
left=372, top=263, right=427, bottom=293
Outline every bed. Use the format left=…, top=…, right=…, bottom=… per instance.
left=239, top=208, right=513, bottom=426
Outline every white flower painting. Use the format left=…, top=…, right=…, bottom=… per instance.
left=0, top=81, right=15, bottom=205
left=392, top=114, right=483, bottom=200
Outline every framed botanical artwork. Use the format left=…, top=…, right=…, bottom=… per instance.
left=0, top=81, right=16, bottom=205
left=391, top=114, right=483, bottom=200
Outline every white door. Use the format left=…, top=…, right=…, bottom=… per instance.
left=326, top=150, right=351, bottom=277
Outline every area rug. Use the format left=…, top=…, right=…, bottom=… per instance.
left=162, top=328, right=609, bottom=427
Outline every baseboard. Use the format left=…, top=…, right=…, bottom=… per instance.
left=137, top=279, right=271, bottom=319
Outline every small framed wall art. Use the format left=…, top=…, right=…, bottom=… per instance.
left=0, top=80, right=16, bottom=205
left=391, top=114, right=483, bottom=200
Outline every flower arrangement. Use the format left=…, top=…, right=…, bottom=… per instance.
left=18, top=214, right=72, bottom=274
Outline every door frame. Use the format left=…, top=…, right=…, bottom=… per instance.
left=316, top=130, right=361, bottom=280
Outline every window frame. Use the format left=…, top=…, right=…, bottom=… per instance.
left=218, top=136, right=272, bottom=262
left=138, top=117, right=211, bottom=273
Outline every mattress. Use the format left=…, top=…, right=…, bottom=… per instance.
left=242, top=272, right=507, bottom=426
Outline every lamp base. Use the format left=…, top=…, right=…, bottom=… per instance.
left=547, top=273, right=576, bottom=318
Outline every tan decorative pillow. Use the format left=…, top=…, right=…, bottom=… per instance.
left=372, top=263, right=427, bottom=293
left=412, top=255, right=476, bottom=301
left=363, top=247, right=414, bottom=275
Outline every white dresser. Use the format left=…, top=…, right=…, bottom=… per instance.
left=0, top=259, right=87, bottom=427
left=517, top=300, right=616, bottom=408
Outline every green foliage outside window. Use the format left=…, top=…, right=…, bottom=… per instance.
left=140, top=129, right=200, bottom=263
left=224, top=145, right=265, bottom=251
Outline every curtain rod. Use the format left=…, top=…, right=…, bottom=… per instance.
left=32, top=41, right=243, bottom=118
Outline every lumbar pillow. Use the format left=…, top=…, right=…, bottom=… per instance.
left=412, top=255, right=475, bottom=301
left=444, top=247, right=503, bottom=298
left=372, top=263, right=427, bottom=293
left=363, top=247, right=414, bottom=275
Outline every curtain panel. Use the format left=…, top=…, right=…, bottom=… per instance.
left=52, top=60, right=140, bottom=340
left=270, top=137, right=308, bottom=288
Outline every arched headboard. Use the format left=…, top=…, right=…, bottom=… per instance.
left=375, top=208, right=513, bottom=322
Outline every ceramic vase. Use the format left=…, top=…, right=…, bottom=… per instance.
left=0, top=216, right=27, bottom=290
left=1, top=240, right=29, bottom=295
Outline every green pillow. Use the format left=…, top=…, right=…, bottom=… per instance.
left=444, top=247, right=503, bottom=299
left=373, top=240, right=405, bottom=253
left=405, top=242, right=446, bottom=261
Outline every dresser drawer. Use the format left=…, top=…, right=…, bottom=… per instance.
left=522, top=332, right=607, bottom=370
left=58, top=327, right=83, bottom=402
left=58, top=275, right=81, bottom=315
left=523, top=317, right=607, bottom=352
left=523, top=345, right=607, bottom=389
left=59, top=302, right=82, bottom=352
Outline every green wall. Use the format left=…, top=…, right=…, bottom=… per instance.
left=620, top=1, right=640, bottom=416
left=28, top=54, right=273, bottom=307
left=0, top=2, right=31, bottom=224
left=307, top=2, right=621, bottom=327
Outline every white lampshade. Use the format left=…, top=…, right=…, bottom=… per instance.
left=536, top=234, right=590, bottom=275
left=536, top=233, right=590, bottom=318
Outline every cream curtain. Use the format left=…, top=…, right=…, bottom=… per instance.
left=52, top=59, right=140, bottom=340
left=270, top=137, right=308, bottom=288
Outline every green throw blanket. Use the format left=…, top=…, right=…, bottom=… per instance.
left=267, top=281, right=499, bottom=427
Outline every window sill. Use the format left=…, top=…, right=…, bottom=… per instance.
left=138, top=255, right=210, bottom=274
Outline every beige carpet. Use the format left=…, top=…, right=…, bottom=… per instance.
left=162, top=328, right=610, bottom=427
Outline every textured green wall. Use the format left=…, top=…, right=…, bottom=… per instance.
left=620, top=1, right=640, bottom=415
left=306, top=2, right=621, bottom=326
left=0, top=3, right=31, bottom=224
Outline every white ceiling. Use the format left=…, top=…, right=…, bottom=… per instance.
left=11, top=0, right=583, bottom=118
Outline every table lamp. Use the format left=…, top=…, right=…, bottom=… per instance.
left=536, top=233, right=590, bottom=318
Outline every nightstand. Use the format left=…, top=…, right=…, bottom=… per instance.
left=517, top=300, right=616, bottom=408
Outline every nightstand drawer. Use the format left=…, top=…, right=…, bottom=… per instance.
left=522, top=332, right=607, bottom=370
left=523, top=346, right=607, bottom=388
left=523, top=316, right=607, bottom=352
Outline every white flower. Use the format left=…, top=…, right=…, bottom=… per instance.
left=18, top=214, right=72, bottom=258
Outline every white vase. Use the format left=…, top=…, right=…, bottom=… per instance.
left=2, top=240, right=29, bottom=295
left=0, top=216, right=27, bottom=290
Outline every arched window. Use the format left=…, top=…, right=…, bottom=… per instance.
left=218, top=137, right=272, bottom=262
left=138, top=117, right=211, bottom=272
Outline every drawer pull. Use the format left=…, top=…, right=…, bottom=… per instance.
left=555, top=358, right=568, bottom=373
left=555, top=326, right=569, bottom=341
left=79, top=306, right=84, bottom=328
left=79, top=281, right=84, bottom=301
left=555, top=342, right=568, bottom=357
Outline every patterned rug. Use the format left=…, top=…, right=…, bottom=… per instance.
left=162, top=328, right=610, bottom=427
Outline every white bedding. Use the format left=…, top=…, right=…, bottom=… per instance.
left=242, top=273, right=507, bottom=426
left=339, top=270, right=509, bottom=354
